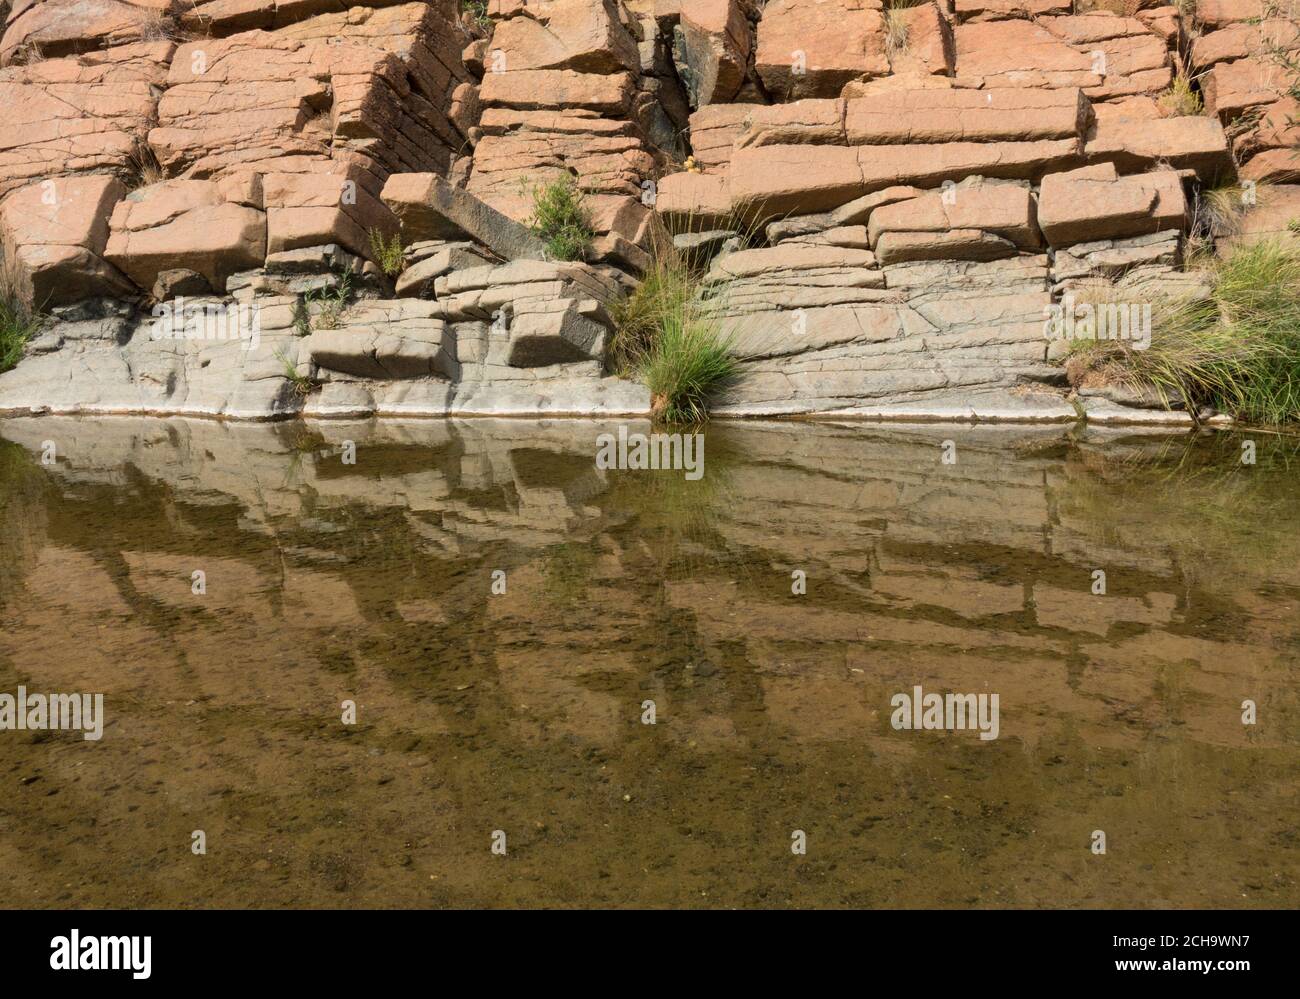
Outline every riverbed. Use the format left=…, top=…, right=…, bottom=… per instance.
left=0, top=417, right=1295, bottom=907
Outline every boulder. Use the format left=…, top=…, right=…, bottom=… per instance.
left=687, top=104, right=753, bottom=173
left=306, top=303, right=455, bottom=380
left=886, top=3, right=955, bottom=78
left=1085, top=114, right=1233, bottom=178
left=0, top=174, right=133, bottom=307
left=487, top=0, right=639, bottom=74
left=1192, top=19, right=1300, bottom=70
left=380, top=172, right=547, bottom=260
left=867, top=180, right=1040, bottom=250
left=1240, top=148, right=1300, bottom=184
left=263, top=167, right=395, bottom=259
left=1038, top=13, right=1173, bottom=101
left=394, top=243, right=497, bottom=297
left=672, top=0, right=751, bottom=107
left=730, top=140, right=1079, bottom=218
left=1193, top=0, right=1266, bottom=30
left=875, top=229, right=1020, bottom=265
left=1037, top=162, right=1186, bottom=247
left=105, top=179, right=267, bottom=292
left=151, top=269, right=213, bottom=301
left=0, top=0, right=171, bottom=62
left=478, top=68, right=635, bottom=113
left=655, top=171, right=732, bottom=230
left=1202, top=57, right=1292, bottom=122
left=735, top=98, right=846, bottom=148
left=504, top=296, right=608, bottom=366
left=755, top=0, right=889, bottom=100
left=954, top=19, right=1099, bottom=90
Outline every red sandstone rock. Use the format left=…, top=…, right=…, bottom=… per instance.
left=867, top=180, right=1040, bottom=251
left=886, top=3, right=955, bottom=79
left=0, top=42, right=172, bottom=200
left=845, top=86, right=1088, bottom=144
left=673, top=0, right=751, bottom=106
left=1037, top=162, right=1186, bottom=246
left=105, top=179, right=267, bottom=291
left=756, top=0, right=889, bottom=101
left=730, top=139, right=1079, bottom=217
left=1203, top=56, right=1294, bottom=122
left=488, top=0, right=639, bottom=74
left=1085, top=113, right=1233, bottom=178
left=0, top=174, right=132, bottom=306
left=0, top=0, right=172, bottom=62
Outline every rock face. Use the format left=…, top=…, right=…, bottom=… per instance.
left=0, top=0, right=1295, bottom=421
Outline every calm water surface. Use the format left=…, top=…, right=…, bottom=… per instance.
left=0, top=416, right=1296, bottom=908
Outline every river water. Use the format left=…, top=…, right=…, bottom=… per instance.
left=0, top=416, right=1295, bottom=907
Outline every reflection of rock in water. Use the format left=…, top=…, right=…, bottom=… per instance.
left=0, top=417, right=1296, bottom=907
left=0, top=439, right=51, bottom=610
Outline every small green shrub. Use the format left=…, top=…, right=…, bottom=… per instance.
left=527, top=177, right=595, bottom=262
left=303, top=267, right=354, bottom=330
left=638, top=297, right=739, bottom=425
left=1158, top=73, right=1204, bottom=117
left=461, top=1, right=491, bottom=33
left=368, top=227, right=405, bottom=277
left=0, top=286, right=41, bottom=376
left=610, top=261, right=695, bottom=375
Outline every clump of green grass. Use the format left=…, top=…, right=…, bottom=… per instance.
left=613, top=241, right=738, bottom=425
left=0, top=283, right=41, bottom=375
left=368, top=227, right=404, bottom=277
left=274, top=347, right=316, bottom=398
left=610, top=259, right=695, bottom=374
left=1158, top=72, right=1203, bottom=116
left=527, top=177, right=595, bottom=262
left=1066, top=241, right=1300, bottom=425
left=303, top=266, right=354, bottom=330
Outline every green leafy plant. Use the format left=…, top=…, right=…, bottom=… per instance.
left=368, top=227, right=405, bottom=278
left=461, top=0, right=492, bottom=33
left=527, top=177, right=595, bottom=262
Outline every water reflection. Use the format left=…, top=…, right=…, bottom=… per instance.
left=0, top=417, right=1296, bottom=908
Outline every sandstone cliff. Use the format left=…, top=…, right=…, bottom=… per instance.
left=0, top=0, right=1295, bottom=420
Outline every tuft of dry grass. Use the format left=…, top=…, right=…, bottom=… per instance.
left=126, top=142, right=166, bottom=189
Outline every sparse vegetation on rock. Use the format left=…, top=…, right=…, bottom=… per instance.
left=527, top=177, right=595, bottom=263
left=368, top=228, right=405, bottom=278
left=1067, top=241, right=1300, bottom=425
left=0, top=296, right=39, bottom=375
